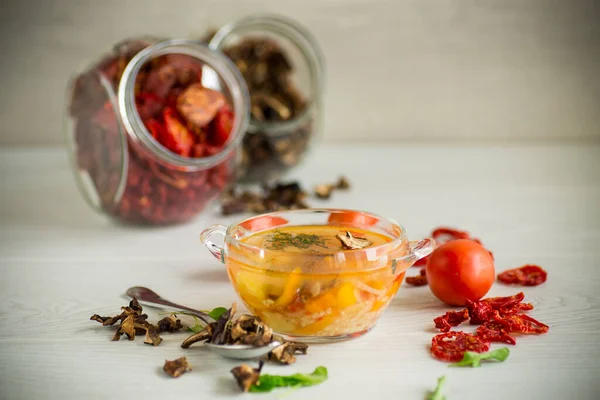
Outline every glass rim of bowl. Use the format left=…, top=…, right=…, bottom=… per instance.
left=222, top=208, right=415, bottom=274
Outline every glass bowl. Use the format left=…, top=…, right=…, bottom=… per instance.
left=200, top=209, right=434, bottom=343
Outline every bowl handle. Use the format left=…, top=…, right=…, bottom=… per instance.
left=200, top=224, right=228, bottom=263
left=396, top=238, right=435, bottom=267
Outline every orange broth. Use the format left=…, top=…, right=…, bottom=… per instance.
left=226, top=225, right=405, bottom=338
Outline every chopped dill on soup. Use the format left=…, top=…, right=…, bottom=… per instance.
left=243, top=225, right=387, bottom=254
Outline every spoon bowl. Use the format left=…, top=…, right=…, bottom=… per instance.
left=204, top=341, right=282, bottom=360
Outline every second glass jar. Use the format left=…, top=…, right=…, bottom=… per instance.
left=206, top=14, right=325, bottom=183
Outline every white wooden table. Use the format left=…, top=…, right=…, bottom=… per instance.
left=1, top=144, right=599, bottom=400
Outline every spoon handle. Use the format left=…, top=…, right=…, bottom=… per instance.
left=125, top=286, right=214, bottom=324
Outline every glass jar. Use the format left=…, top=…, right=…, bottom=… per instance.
left=207, top=14, right=325, bottom=183
left=64, top=37, right=250, bottom=225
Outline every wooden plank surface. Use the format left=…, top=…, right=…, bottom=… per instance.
left=0, top=144, right=599, bottom=399
left=0, top=0, right=599, bottom=145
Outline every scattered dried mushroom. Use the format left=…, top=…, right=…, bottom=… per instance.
left=220, top=181, right=309, bottom=216
left=231, top=361, right=264, bottom=392
left=163, top=357, right=192, bottom=378
left=181, top=302, right=308, bottom=365
left=336, top=231, right=373, bottom=250
left=90, top=298, right=182, bottom=346
left=267, top=341, right=308, bottom=365
left=314, top=176, right=350, bottom=199
left=220, top=176, right=351, bottom=216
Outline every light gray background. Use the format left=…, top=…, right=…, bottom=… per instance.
left=1, top=0, right=599, bottom=146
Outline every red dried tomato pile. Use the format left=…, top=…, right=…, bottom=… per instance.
left=430, top=292, right=549, bottom=361
left=135, top=55, right=234, bottom=158
left=402, top=226, right=550, bottom=362
left=68, top=40, right=236, bottom=225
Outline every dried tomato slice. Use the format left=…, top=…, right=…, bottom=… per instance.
left=498, top=265, right=548, bottom=286
left=476, top=322, right=517, bottom=345
left=466, top=299, right=494, bottom=325
left=144, top=119, right=166, bottom=141
left=405, top=268, right=428, bottom=286
left=430, top=331, right=490, bottom=362
left=162, top=107, right=194, bottom=157
left=136, top=92, right=164, bottom=120
left=497, top=302, right=534, bottom=316
left=493, top=313, right=549, bottom=334
left=433, top=309, right=470, bottom=332
left=210, top=104, right=234, bottom=147
left=481, top=292, right=526, bottom=310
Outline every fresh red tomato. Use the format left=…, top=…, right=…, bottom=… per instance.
left=425, top=239, right=495, bottom=306
left=327, top=211, right=379, bottom=229
left=240, top=216, right=288, bottom=232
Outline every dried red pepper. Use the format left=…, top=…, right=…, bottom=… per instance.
left=67, top=39, right=238, bottom=225
left=405, top=268, right=428, bottom=286
left=497, top=265, right=548, bottom=286
left=433, top=309, right=470, bottom=333
left=430, top=331, right=490, bottom=362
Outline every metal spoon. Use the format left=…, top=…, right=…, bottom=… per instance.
left=125, top=286, right=214, bottom=324
left=124, top=286, right=281, bottom=360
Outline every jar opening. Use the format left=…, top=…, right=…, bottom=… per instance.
left=118, top=39, right=250, bottom=169
left=208, top=14, right=324, bottom=137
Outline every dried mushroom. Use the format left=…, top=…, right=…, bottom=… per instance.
left=268, top=342, right=309, bottom=365
left=314, top=184, right=334, bottom=199
left=220, top=181, right=309, bottom=216
left=163, top=357, right=192, bottom=378
left=336, top=176, right=350, bottom=190
left=314, top=176, right=351, bottom=200
left=181, top=323, right=214, bottom=349
left=90, top=298, right=174, bottom=346
left=211, top=302, right=237, bottom=345
left=336, top=231, right=373, bottom=250
left=156, top=315, right=184, bottom=333
left=231, top=361, right=264, bottom=392
left=180, top=303, right=307, bottom=365
left=202, top=35, right=313, bottom=183
left=142, top=324, right=163, bottom=346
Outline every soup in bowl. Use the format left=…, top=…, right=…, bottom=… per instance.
left=200, top=209, right=434, bottom=342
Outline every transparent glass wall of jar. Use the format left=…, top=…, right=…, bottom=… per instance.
left=207, top=14, right=325, bottom=183
left=64, top=37, right=250, bottom=225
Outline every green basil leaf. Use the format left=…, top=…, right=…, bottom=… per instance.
left=208, top=307, right=228, bottom=321
left=427, top=376, right=447, bottom=400
left=249, top=366, right=328, bottom=393
left=449, top=347, right=510, bottom=368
